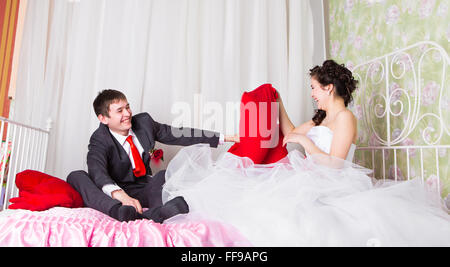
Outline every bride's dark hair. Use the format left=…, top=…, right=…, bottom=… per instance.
left=309, top=60, right=358, bottom=126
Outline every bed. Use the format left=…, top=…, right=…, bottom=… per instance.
left=0, top=115, right=249, bottom=247
left=0, top=41, right=449, bottom=246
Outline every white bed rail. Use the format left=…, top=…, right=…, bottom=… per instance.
left=351, top=41, right=449, bottom=195
left=0, top=117, right=52, bottom=210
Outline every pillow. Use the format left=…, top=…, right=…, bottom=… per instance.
left=228, top=83, right=288, bottom=164
left=8, top=170, right=84, bottom=211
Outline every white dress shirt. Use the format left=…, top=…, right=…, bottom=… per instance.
left=102, top=129, right=145, bottom=197
left=102, top=129, right=225, bottom=198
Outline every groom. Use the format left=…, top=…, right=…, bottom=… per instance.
left=67, top=89, right=233, bottom=223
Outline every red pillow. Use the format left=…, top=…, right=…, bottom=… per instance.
left=8, top=170, right=84, bottom=211
left=228, top=84, right=288, bottom=164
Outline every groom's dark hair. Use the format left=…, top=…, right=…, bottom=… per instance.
left=93, top=89, right=127, bottom=117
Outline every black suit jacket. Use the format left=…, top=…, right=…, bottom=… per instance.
left=87, top=112, right=219, bottom=189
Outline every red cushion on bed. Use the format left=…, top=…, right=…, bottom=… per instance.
left=228, top=83, right=288, bottom=164
left=8, top=170, right=84, bottom=211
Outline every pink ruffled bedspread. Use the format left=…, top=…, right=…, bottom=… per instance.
left=0, top=207, right=250, bottom=247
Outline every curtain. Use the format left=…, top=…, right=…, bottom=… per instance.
left=0, top=0, right=20, bottom=118
left=12, top=0, right=319, bottom=179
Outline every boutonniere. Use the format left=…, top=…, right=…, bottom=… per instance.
left=149, top=148, right=164, bottom=165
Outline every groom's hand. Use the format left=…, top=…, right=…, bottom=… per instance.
left=224, top=134, right=240, bottom=143
left=111, top=189, right=143, bottom=214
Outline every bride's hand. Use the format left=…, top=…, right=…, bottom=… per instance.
left=282, top=132, right=306, bottom=147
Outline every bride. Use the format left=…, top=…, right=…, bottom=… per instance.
left=162, top=60, right=450, bottom=247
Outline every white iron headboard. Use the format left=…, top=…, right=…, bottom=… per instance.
left=350, top=41, right=449, bottom=195
left=0, top=117, right=52, bottom=210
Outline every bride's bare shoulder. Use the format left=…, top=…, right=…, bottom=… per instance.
left=336, top=109, right=356, bottom=125
left=335, top=110, right=357, bottom=143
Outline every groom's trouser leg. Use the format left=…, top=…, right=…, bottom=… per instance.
left=125, top=170, right=188, bottom=222
left=67, top=170, right=121, bottom=218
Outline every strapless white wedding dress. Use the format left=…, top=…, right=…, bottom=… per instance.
left=162, top=126, right=450, bottom=246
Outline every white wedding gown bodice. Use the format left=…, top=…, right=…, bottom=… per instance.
left=162, top=127, right=450, bottom=247
left=305, top=126, right=356, bottom=162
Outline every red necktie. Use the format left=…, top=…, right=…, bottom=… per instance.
left=126, top=135, right=146, bottom=177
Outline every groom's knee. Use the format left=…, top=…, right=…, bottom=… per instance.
left=155, top=170, right=166, bottom=184
left=67, top=170, right=90, bottom=189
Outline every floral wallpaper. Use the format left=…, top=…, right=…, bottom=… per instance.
left=328, top=0, right=450, bottom=200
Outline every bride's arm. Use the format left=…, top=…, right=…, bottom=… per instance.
left=278, top=94, right=315, bottom=136
left=292, top=120, right=315, bottom=135
left=329, top=110, right=356, bottom=159
left=278, top=96, right=295, bottom=136
left=283, top=133, right=326, bottom=156
left=282, top=111, right=356, bottom=160
left=283, top=133, right=347, bottom=168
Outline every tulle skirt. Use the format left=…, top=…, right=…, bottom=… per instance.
left=162, top=144, right=450, bottom=247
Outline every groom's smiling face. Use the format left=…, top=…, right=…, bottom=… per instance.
left=99, top=99, right=133, bottom=136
